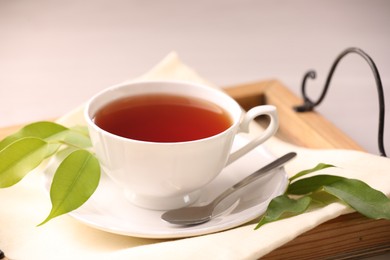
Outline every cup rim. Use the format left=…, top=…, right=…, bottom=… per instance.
left=84, top=79, right=243, bottom=145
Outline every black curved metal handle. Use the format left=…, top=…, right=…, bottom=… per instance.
left=294, top=47, right=387, bottom=157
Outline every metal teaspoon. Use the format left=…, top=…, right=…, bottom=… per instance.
left=161, top=152, right=297, bottom=225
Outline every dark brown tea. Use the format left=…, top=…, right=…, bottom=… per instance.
left=94, top=94, right=232, bottom=142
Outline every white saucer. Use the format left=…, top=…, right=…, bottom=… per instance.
left=42, top=109, right=288, bottom=239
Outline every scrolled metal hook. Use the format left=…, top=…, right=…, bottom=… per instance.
left=294, top=70, right=317, bottom=112
left=294, top=47, right=387, bottom=157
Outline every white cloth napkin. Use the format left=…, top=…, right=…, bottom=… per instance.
left=1, top=53, right=390, bottom=260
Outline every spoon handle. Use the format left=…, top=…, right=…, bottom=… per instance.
left=211, top=152, right=296, bottom=207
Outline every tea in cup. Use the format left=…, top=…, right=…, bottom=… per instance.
left=85, top=80, right=278, bottom=210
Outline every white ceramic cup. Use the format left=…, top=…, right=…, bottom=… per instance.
left=85, top=80, right=278, bottom=210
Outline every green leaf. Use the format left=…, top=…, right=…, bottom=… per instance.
left=324, top=179, right=390, bottom=220
left=256, top=163, right=390, bottom=230
left=289, top=163, right=335, bottom=182
left=39, top=149, right=100, bottom=225
left=308, top=191, right=339, bottom=207
left=0, top=137, right=48, bottom=188
left=0, top=121, right=67, bottom=151
left=288, top=175, right=345, bottom=195
left=69, top=125, right=90, bottom=136
left=255, top=195, right=311, bottom=229
left=46, top=129, right=92, bottom=149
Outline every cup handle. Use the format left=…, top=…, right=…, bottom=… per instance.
left=226, top=105, right=279, bottom=166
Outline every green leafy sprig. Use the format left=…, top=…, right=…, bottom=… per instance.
left=0, top=121, right=100, bottom=225
left=256, top=163, right=390, bottom=229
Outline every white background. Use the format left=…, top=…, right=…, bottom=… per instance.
left=1, top=0, right=389, bottom=156
left=0, top=0, right=389, bottom=258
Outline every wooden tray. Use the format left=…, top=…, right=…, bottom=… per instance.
left=1, top=80, right=389, bottom=259
left=224, top=80, right=390, bottom=259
